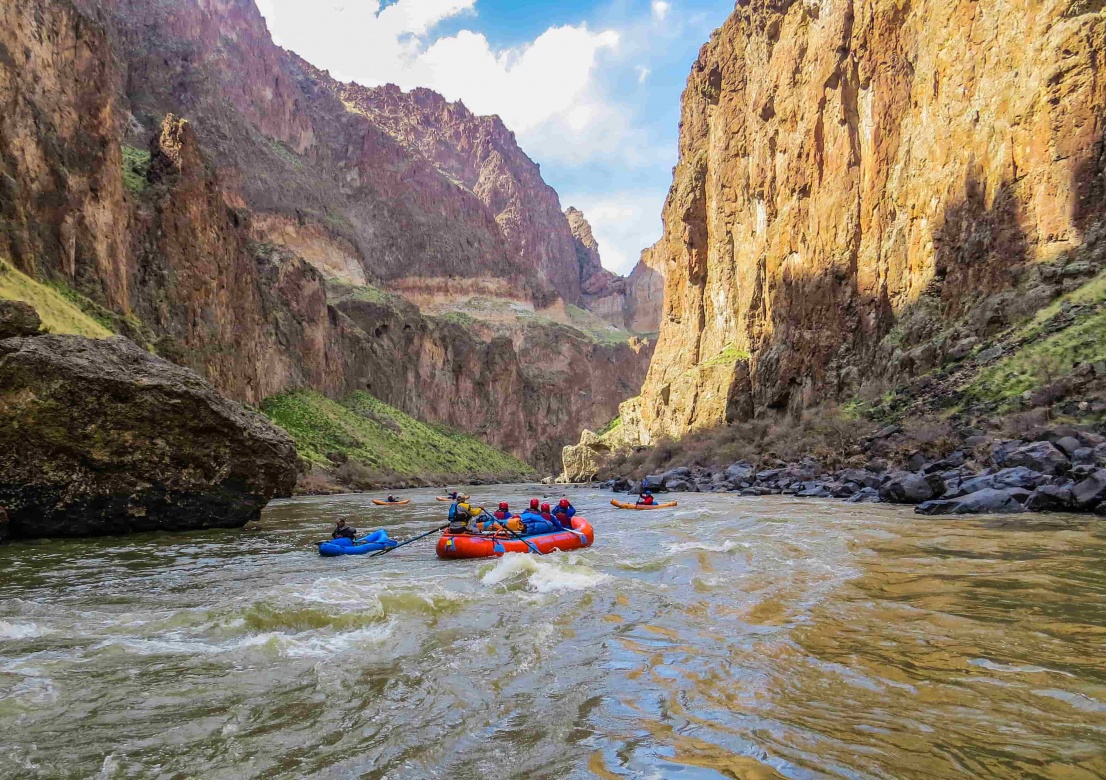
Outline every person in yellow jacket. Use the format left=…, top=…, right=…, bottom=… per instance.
left=448, top=501, right=488, bottom=534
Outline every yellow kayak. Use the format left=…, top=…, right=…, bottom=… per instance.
left=611, top=499, right=678, bottom=510
left=373, top=499, right=411, bottom=506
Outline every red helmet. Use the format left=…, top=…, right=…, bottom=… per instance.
left=541, top=502, right=551, bottom=512
left=529, top=498, right=540, bottom=510
left=498, top=502, right=508, bottom=510
left=559, top=498, right=570, bottom=508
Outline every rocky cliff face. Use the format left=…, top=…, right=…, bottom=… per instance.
left=632, top=0, right=1106, bottom=444
left=0, top=0, right=651, bottom=472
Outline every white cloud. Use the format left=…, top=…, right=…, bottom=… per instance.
left=567, top=193, right=666, bottom=275
left=635, top=65, right=651, bottom=83
left=652, top=1, right=672, bottom=20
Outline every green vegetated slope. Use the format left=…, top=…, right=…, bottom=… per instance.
left=261, top=389, right=536, bottom=480
left=959, top=269, right=1106, bottom=409
left=0, top=259, right=113, bottom=338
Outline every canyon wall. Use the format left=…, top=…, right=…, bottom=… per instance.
left=0, top=0, right=652, bottom=471
left=632, top=0, right=1106, bottom=443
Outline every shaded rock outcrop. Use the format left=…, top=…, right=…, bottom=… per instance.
left=0, top=301, right=41, bottom=340
left=0, top=336, right=297, bottom=539
left=629, top=0, right=1106, bottom=444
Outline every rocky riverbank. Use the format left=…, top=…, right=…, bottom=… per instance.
left=599, top=425, right=1106, bottom=517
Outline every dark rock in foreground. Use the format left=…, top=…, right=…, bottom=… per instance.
left=916, top=489, right=1027, bottom=515
left=0, top=301, right=41, bottom=340
left=0, top=336, right=297, bottom=539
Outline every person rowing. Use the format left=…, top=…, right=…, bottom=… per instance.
left=332, top=516, right=357, bottom=540
left=636, top=490, right=655, bottom=506
left=447, top=500, right=487, bottom=534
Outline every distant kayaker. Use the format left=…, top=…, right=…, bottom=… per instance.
left=386, top=495, right=398, bottom=503
left=636, top=490, right=655, bottom=506
left=552, top=498, right=576, bottom=524
left=447, top=490, right=461, bottom=500
left=332, top=517, right=357, bottom=540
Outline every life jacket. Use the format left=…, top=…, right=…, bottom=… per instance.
left=333, top=525, right=357, bottom=540
left=493, top=509, right=510, bottom=521
left=448, top=502, right=471, bottom=532
left=552, top=504, right=575, bottom=519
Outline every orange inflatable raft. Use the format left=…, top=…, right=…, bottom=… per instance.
left=436, top=517, right=595, bottom=559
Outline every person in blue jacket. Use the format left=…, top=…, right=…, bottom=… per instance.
left=519, top=499, right=556, bottom=534
left=551, top=498, right=576, bottom=525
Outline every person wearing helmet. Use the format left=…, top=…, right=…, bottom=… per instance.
left=636, top=490, right=655, bottom=506
left=493, top=502, right=511, bottom=521
left=387, top=495, right=397, bottom=503
left=517, top=499, right=551, bottom=534
left=551, top=498, right=576, bottom=524
left=447, top=500, right=485, bottom=534
left=331, top=516, right=357, bottom=540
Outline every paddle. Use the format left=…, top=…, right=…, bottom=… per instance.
left=369, top=523, right=449, bottom=557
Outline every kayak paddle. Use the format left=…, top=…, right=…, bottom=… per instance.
left=370, top=523, right=449, bottom=557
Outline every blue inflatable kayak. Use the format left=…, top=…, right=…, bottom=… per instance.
left=318, top=529, right=398, bottom=557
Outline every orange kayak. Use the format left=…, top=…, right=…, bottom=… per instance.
left=373, top=499, right=410, bottom=505
left=436, top=518, right=594, bottom=559
left=435, top=495, right=469, bottom=502
left=610, top=499, right=677, bottom=510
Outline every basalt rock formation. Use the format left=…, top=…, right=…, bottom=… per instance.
left=0, top=335, right=297, bottom=539
left=628, top=0, right=1106, bottom=445
left=0, top=0, right=652, bottom=474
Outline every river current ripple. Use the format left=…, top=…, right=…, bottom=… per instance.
left=2, top=486, right=1105, bottom=779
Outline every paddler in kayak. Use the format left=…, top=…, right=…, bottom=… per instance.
left=636, top=490, right=655, bottom=506
left=332, top=517, right=357, bottom=540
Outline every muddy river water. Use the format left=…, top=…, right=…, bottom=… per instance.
left=2, top=486, right=1105, bottom=779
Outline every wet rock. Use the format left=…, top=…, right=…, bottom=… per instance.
left=1024, top=484, right=1074, bottom=512
left=666, top=478, right=692, bottom=492
left=994, top=467, right=1051, bottom=490
left=0, top=336, right=297, bottom=538
left=879, top=472, right=947, bottom=504
left=1072, top=470, right=1106, bottom=510
left=831, top=482, right=859, bottom=498
left=0, top=301, right=41, bottom=340
left=916, top=489, right=1027, bottom=515
left=1000, top=441, right=1070, bottom=476
left=846, top=487, right=880, bottom=503
left=643, top=475, right=667, bottom=492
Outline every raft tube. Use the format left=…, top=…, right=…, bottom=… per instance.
left=435, top=495, right=469, bottom=502
left=319, top=529, right=398, bottom=557
left=372, top=499, right=410, bottom=505
left=436, top=517, right=594, bottom=559
left=610, top=499, right=678, bottom=510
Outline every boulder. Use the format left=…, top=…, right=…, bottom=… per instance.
left=846, top=487, right=880, bottom=503
left=1072, top=470, right=1106, bottom=510
left=0, top=300, right=41, bottom=340
left=1024, top=484, right=1074, bottom=512
left=0, top=335, right=297, bottom=538
left=879, top=472, right=947, bottom=504
left=666, top=478, right=692, bottom=492
left=915, top=489, right=1027, bottom=516
left=559, top=429, right=609, bottom=483
left=1071, top=447, right=1095, bottom=466
left=1053, top=436, right=1084, bottom=459
left=1000, top=441, right=1070, bottom=476
left=993, top=467, right=1051, bottom=490
left=725, top=461, right=754, bottom=480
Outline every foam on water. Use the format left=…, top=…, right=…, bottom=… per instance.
left=481, top=552, right=610, bottom=593
left=664, top=539, right=743, bottom=554
left=0, top=620, right=51, bottom=640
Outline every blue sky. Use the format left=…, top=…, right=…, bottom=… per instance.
left=255, top=0, right=734, bottom=275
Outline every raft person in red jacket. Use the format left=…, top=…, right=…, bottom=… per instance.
left=636, top=490, right=655, bottom=506
left=493, top=502, right=511, bottom=521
